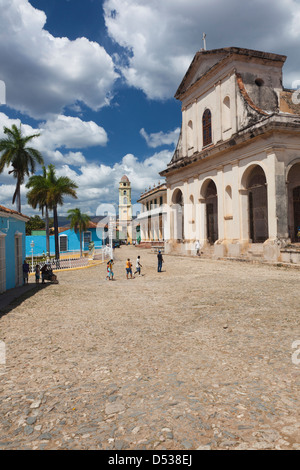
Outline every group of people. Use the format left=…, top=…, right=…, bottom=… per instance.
left=105, top=250, right=164, bottom=281
left=22, top=260, right=58, bottom=285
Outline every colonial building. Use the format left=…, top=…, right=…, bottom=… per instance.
left=160, top=47, right=300, bottom=262
left=26, top=220, right=104, bottom=257
left=137, top=182, right=167, bottom=245
left=0, top=205, right=29, bottom=293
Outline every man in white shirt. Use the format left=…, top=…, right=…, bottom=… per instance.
left=195, top=240, right=201, bottom=256
left=134, top=256, right=142, bottom=275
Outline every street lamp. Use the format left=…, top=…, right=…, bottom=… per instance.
left=30, top=240, right=34, bottom=273
left=108, top=216, right=113, bottom=260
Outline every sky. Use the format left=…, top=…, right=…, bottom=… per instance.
left=0, top=0, right=300, bottom=217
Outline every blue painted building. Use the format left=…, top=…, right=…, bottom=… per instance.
left=26, top=221, right=105, bottom=257
left=0, top=205, right=29, bottom=293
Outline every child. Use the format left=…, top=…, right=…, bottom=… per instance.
left=108, top=259, right=114, bottom=281
left=134, top=256, right=142, bottom=275
left=126, top=258, right=133, bottom=279
left=106, top=260, right=110, bottom=280
left=35, top=264, right=40, bottom=284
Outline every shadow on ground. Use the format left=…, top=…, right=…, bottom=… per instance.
left=0, top=283, right=51, bottom=319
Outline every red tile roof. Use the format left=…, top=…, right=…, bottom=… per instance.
left=0, top=205, right=30, bottom=220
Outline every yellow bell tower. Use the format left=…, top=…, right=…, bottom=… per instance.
left=118, top=175, right=132, bottom=242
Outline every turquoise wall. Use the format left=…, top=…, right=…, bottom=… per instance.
left=0, top=215, right=26, bottom=291
left=26, top=227, right=104, bottom=257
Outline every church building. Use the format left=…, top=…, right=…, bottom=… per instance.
left=160, top=47, right=300, bottom=262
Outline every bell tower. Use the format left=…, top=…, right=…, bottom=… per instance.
left=118, top=175, right=132, bottom=242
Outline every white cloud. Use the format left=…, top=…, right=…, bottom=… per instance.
left=104, top=0, right=300, bottom=98
left=38, top=115, right=108, bottom=150
left=140, top=127, right=180, bottom=148
left=47, top=149, right=172, bottom=215
left=0, top=0, right=118, bottom=119
left=0, top=147, right=172, bottom=216
left=0, top=112, right=107, bottom=166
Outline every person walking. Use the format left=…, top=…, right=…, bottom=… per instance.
left=22, top=260, right=30, bottom=285
left=35, top=264, right=40, bottom=284
left=134, top=256, right=142, bottom=276
left=126, top=258, right=133, bottom=279
left=195, top=240, right=201, bottom=256
left=108, top=259, right=114, bottom=280
left=157, top=250, right=163, bottom=272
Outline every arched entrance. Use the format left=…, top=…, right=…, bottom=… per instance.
left=287, top=162, right=300, bottom=242
left=172, top=189, right=184, bottom=240
left=204, top=180, right=218, bottom=244
left=246, top=166, right=268, bottom=243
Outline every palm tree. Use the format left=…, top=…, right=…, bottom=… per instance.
left=26, top=166, right=51, bottom=256
left=0, top=124, right=43, bottom=212
left=47, top=164, right=78, bottom=261
left=67, top=208, right=91, bottom=257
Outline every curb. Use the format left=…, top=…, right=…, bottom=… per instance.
left=28, top=260, right=105, bottom=276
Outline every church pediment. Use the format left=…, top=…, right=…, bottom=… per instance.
left=175, top=49, right=230, bottom=98
left=175, top=47, right=286, bottom=100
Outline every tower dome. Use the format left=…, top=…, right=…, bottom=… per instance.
left=120, top=175, right=130, bottom=183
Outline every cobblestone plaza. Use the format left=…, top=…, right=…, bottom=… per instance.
left=0, top=247, right=299, bottom=450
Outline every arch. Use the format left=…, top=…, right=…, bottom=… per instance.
left=199, top=176, right=218, bottom=199
left=187, top=120, right=193, bottom=149
left=172, top=188, right=184, bottom=240
left=172, top=188, right=184, bottom=205
left=287, top=161, right=300, bottom=241
left=225, top=185, right=233, bottom=216
left=240, top=162, right=268, bottom=190
left=223, top=96, right=231, bottom=131
left=244, top=165, right=268, bottom=243
left=286, top=157, right=300, bottom=182
left=202, top=109, right=212, bottom=147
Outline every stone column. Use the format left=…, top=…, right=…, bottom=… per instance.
left=266, top=148, right=289, bottom=240
left=216, top=167, right=225, bottom=240
left=183, top=180, right=189, bottom=241
left=231, top=161, right=240, bottom=240
left=239, top=189, right=249, bottom=242
left=182, top=106, right=187, bottom=156
left=198, top=197, right=207, bottom=246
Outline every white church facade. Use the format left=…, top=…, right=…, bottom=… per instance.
left=160, top=47, right=300, bottom=262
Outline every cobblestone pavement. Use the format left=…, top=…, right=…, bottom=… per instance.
left=0, top=246, right=299, bottom=450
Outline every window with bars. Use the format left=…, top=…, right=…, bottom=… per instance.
left=202, top=109, right=212, bottom=147
left=84, top=231, right=92, bottom=244
left=59, top=235, right=68, bottom=252
left=0, top=235, right=6, bottom=293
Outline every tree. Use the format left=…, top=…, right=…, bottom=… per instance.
left=0, top=124, right=43, bottom=213
left=26, top=215, right=45, bottom=236
left=67, top=208, right=91, bottom=257
left=47, top=165, right=78, bottom=260
left=26, top=166, right=51, bottom=255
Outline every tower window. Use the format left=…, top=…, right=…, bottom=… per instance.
left=255, top=78, right=264, bottom=87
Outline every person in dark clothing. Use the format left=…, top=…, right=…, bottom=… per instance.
left=23, top=260, right=30, bottom=284
left=157, top=251, right=163, bottom=272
